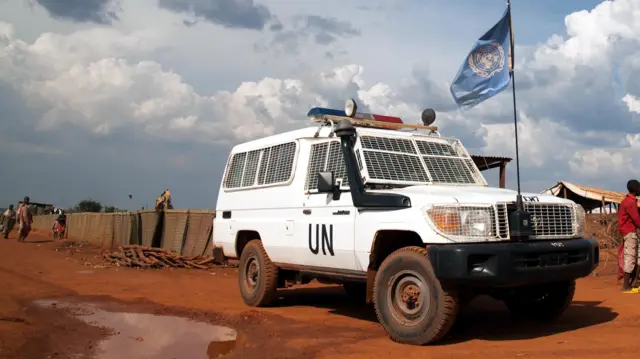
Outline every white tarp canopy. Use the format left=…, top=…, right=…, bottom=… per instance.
left=542, top=181, right=637, bottom=211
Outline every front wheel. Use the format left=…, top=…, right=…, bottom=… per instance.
left=373, top=246, right=458, bottom=346
left=504, top=280, right=575, bottom=321
left=238, top=240, right=279, bottom=307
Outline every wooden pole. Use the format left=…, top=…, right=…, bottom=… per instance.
left=499, top=162, right=506, bottom=188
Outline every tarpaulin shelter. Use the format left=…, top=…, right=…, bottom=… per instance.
left=542, top=181, right=639, bottom=213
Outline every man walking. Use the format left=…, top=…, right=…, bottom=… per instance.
left=17, top=196, right=33, bottom=243
left=1, top=205, right=16, bottom=239
left=619, top=180, right=640, bottom=293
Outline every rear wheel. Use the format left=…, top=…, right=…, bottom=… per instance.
left=238, top=240, right=279, bottom=307
left=373, top=246, right=458, bottom=345
left=504, top=280, right=575, bottom=321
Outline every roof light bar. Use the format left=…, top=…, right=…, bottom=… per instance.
left=306, top=107, right=404, bottom=124
left=307, top=98, right=439, bottom=133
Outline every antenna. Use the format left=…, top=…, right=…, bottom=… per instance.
left=507, top=0, right=532, bottom=239
left=508, top=0, right=522, bottom=210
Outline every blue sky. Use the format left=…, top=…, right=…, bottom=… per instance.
left=0, top=0, right=639, bottom=210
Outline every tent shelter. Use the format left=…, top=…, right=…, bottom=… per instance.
left=542, top=181, right=638, bottom=213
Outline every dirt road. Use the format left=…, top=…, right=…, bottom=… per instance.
left=0, top=232, right=635, bottom=359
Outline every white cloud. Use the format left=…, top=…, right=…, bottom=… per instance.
left=481, top=112, right=576, bottom=168
left=0, top=24, right=400, bottom=144
left=622, top=93, right=640, bottom=113
left=570, top=148, right=634, bottom=177
left=4, top=0, right=640, bottom=204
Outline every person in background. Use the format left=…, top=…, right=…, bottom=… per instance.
left=1, top=205, right=16, bottom=239
left=619, top=180, right=640, bottom=293
left=52, top=208, right=66, bottom=239
left=17, top=196, right=33, bottom=243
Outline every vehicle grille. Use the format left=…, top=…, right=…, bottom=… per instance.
left=495, top=203, right=509, bottom=239
left=524, top=203, right=576, bottom=239
left=493, top=203, right=577, bottom=240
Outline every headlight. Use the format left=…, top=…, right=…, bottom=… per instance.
left=424, top=204, right=497, bottom=241
left=573, top=203, right=585, bottom=238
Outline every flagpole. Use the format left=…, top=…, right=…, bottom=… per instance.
left=507, top=0, right=523, bottom=210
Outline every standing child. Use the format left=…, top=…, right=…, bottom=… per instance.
left=619, top=180, right=640, bottom=293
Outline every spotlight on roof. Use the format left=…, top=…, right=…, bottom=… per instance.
left=344, top=98, right=358, bottom=118
left=421, top=108, right=436, bottom=126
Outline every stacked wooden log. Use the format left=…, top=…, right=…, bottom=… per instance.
left=102, top=245, right=219, bottom=269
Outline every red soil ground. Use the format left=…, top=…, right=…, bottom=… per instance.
left=0, top=230, right=635, bottom=359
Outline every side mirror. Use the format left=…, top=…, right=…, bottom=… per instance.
left=317, top=171, right=335, bottom=193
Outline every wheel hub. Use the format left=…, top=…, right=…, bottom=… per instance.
left=245, top=257, right=260, bottom=289
left=401, top=284, right=421, bottom=308
left=388, top=270, right=431, bottom=326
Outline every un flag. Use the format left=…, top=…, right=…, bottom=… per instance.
left=450, top=8, right=512, bottom=109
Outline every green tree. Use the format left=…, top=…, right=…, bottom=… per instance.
left=74, top=199, right=103, bottom=213
left=104, top=205, right=126, bottom=213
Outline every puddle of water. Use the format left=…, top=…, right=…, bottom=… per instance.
left=33, top=300, right=237, bottom=359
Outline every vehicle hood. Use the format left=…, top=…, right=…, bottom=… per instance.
left=377, top=185, right=573, bottom=205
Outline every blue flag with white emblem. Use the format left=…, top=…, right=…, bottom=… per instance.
left=450, top=8, right=512, bottom=109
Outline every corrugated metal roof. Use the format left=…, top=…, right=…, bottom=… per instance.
left=471, top=155, right=512, bottom=171
left=471, top=155, right=512, bottom=161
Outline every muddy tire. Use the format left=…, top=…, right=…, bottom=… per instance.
left=373, top=246, right=458, bottom=345
left=343, top=282, right=367, bottom=301
left=238, top=240, right=278, bottom=307
left=504, top=280, right=575, bottom=321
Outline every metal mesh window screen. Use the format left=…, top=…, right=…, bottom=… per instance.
left=363, top=151, right=430, bottom=183
left=415, top=141, right=458, bottom=157
left=359, top=136, right=484, bottom=185
left=422, top=157, right=477, bottom=184
left=361, top=136, right=417, bottom=154
left=416, top=139, right=480, bottom=185
left=223, top=152, right=246, bottom=188
left=224, top=141, right=296, bottom=189
left=305, top=141, right=349, bottom=191
left=360, top=136, right=429, bottom=183
left=327, top=142, right=349, bottom=187
left=241, top=150, right=261, bottom=187
left=260, top=142, right=297, bottom=185
left=257, top=147, right=271, bottom=185
left=305, top=142, right=329, bottom=190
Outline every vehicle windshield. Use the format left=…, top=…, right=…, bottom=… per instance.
left=356, top=134, right=486, bottom=187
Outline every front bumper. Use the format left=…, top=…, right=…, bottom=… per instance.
left=426, top=238, right=599, bottom=288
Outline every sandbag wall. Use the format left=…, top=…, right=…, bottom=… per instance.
left=31, top=210, right=216, bottom=257
left=31, top=214, right=57, bottom=231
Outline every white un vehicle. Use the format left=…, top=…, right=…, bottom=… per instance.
left=212, top=99, right=599, bottom=345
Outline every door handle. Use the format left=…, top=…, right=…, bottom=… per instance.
left=303, top=209, right=312, bottom=215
